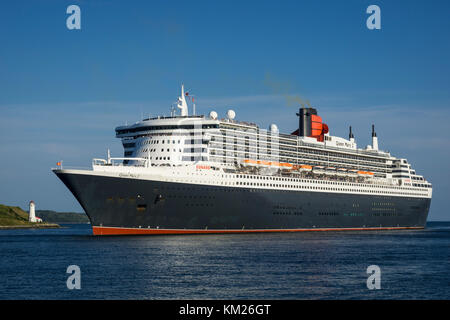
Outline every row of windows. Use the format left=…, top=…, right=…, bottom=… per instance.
left=273, top=211, right=303, bottom=216
left=145, top=139, right=181, bottom=145
left=182, top=156, right=209, bottom=161
left=137, top=148, right=210, bottom=155
left=139, top=148, right=182, bottom=153
left=265, top=211, right=405, bottom=218
left=209, top=140, right=387, bottom=167
left=143, top=185, right=428, bottom=204
left=153, top=156, right=171, bottom=161
left=167, top=172, right=428, bottom=195
left=185, top=139, right=208, bottom=145
left=116, top=124, right=219, bottom=135
left=129, top=137, right=207, bottom=148
left=371, top=213, right=402, bottom=217
left=273, top=205, right=299, bottom=210
left=413, top=183, right=430, bottom=188
left=185, top=203, right=214, bottom=207
left=233, top=181, right=428, bottom=196
left=131, top=132, right=203, bottom=139
left=318, top=212, right=339, bottom=216
left=107, top=197, right=407, bottom=218
left=212, top=130, right=388, bottom=163
left=184, top=148, right=207, bottom=153
left=164, top=169, right=429, bottom=192
left=371, top=208, right=396, bottom=212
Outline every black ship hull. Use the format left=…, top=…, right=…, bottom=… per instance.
left=54, top=170, right=431, bottom=235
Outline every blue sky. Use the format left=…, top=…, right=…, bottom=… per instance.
left=0, top=0, right=449, bottom=220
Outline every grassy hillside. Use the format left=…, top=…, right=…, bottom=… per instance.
left=0, top=204, right=34, bottom=226
left=0, top=204, right=88, bottom=226
left=35, top=210, right=89, bottom=223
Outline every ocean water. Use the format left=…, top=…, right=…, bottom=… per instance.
left=0, top=222, right=449, bottom=300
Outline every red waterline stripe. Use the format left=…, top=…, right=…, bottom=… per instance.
left=92, top=226, right=424, bottom=236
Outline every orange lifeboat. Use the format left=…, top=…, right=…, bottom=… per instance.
left=280, top=162, right=293, bottom=169
left=357, top=170, right=374, bottom=176
left=258, top=160, right=271, bottom=167
left=242, top=159, right=258, bottom=166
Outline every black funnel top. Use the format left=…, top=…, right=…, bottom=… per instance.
left=296, top=107, right=317, bottom=137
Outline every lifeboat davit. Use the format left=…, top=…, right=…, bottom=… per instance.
left=313, top=166, right=325, bottom=174
left=299, top=165, right=313, bottom=172
left=348, top=169, right=358, bottom=177
left=242, top=159, right=258, bottom=167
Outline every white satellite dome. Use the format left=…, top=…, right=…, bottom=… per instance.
left=270, top=124, right=279, bottom=133
left=209, top=111, right=218, bottom=120
left=226, top=109, right=236, bottom=120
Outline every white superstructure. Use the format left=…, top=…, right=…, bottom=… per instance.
left=79, top=85, right=431, bottom=200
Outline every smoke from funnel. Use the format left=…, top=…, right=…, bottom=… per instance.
left=264, top=73, right=311, bottom=107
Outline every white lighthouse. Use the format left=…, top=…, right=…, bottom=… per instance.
left=29, top=201, right=42, bottom=223
left=29, top=200, right=36, bottom=222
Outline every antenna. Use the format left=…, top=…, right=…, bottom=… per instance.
left=372, top=124, right=378, bottom=150
left=349, top=126, right=355, bottom=143
left=185, top=87, right=196, bottom=116
left=176, top=84, right=189, bottom=116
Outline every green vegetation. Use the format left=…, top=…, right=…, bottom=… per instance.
left=0, top=204, right=88, bottom=227
left=0, top=204, right=33, bottom=226
left=0, top=204, right=62, bottom=228
left=35, top=210, right=89, bottom=223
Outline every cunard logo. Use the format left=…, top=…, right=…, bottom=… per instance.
left=196, top=165, right=211, bottom=170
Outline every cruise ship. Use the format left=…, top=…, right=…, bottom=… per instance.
left=53, top=85, right=432, bottom=235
